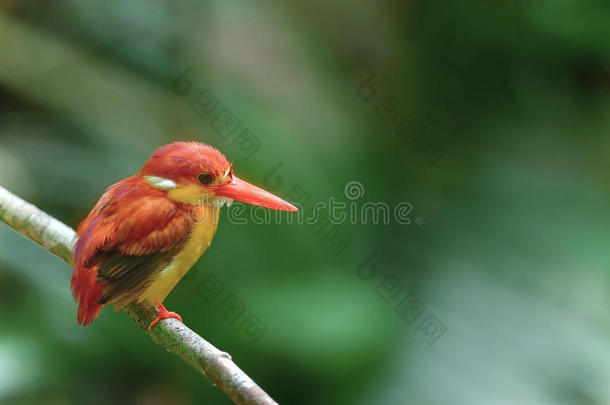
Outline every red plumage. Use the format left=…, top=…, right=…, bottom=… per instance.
left=71, top=259, right=104, bottom=326
left=71, top=176, right=194, bottom=325
left=140, top=142, right=229, bottom=181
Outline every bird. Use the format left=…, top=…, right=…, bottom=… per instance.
left=71, top=141, right=296, bottom=329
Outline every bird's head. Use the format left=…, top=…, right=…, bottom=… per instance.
left=139, top=141, right=296, bottom=211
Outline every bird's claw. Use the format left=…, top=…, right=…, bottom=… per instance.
left=148, top=302, right=183, bottom=330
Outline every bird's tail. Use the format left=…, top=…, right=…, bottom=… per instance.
left=70, top=264, right=104, bottom=326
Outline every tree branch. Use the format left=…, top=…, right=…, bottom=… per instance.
left=0, top=185, right=279, bottom=405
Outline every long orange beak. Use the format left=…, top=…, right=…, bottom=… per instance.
left=214, top=176, right=297, bottom=211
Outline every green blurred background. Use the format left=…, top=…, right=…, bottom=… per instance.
left=1, top=1, right=609, bottom=404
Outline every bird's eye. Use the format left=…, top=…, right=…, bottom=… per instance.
left=197, top=173, right=214, bottom=185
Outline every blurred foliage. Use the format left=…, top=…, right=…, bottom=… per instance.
left=0, top=1, right=609, bottom=404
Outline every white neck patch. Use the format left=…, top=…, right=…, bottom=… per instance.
left=143, top=175, right=177, bottom=190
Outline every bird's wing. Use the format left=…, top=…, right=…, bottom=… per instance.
left=73, top=177, right=194, bottom=309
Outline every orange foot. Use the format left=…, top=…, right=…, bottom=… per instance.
left=148, top=302, right=183, bottom=330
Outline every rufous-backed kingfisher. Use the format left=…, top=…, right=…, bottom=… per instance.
left=71, top=141, right=296, bottom=329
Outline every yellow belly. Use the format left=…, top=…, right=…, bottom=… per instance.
left=138, top=206, right=219, bottom=303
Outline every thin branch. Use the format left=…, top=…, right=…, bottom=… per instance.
left=0, top=185, right=279, bottom=405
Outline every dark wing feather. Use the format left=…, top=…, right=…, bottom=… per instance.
left=95, top=247, right=182, bottom=306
